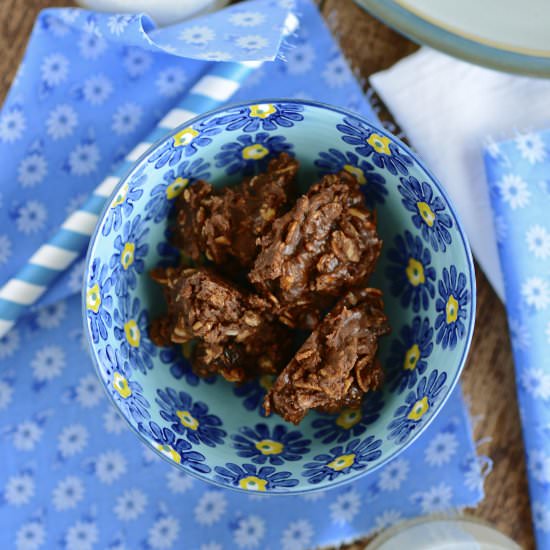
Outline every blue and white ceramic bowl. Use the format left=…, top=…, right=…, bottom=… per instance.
left=83, top=100, right=476, bottom=494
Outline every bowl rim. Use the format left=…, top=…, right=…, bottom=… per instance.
left=83, top=98, right=477, bottom=495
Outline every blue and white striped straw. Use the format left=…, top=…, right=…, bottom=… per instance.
left=0, top=61, right=260, bottom=337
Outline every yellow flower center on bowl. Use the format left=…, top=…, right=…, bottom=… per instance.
left=446, top=294, right=459, bottom=324
left=176, top=410, right=199, bottom=430
left=111, top=183, right=129, bottom=208
left=86, top=283, right=101, bottom=313
left=407, top=396, right=429, bottom=421
left=255, top=439, right=284, bottom=455
left=173, top=126, right=199, bottom=147
left=327, top=453, right=356, bottom=471
left=367, top=133, right=391, bottom=155
left=113, top=372, right=132, bottom=398
left=343, top=164, right=366, bottom=185
left=406, top=258, right=425, bottom=286
left=124, top=320, right=141, bottom=348
left=417, top=201, right=436, bottom=227
left=155, top=443, right=181, bottom=463
left=239, top=476, right=267, bottom=491
left=242, top=144, right=269, bottom=160
left=335, top=408, right=362, bottom=430
left=249, top=103, right=276, bottom=119
left=403, top=344, right=420, bottom=371
left=166, top=177, right=189, bottom=200
left=120, top=242, right=135, bottom=270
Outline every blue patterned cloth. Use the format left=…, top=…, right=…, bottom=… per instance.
left=485, top=131, right=550, bottom=548
left=0, top=1, right=484, bottom=548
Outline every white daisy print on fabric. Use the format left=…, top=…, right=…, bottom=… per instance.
left=533, top=501, right=550, bottom=533
left=0, top=329, right=19, bottom=359
left=45, top=16, right=69, bottom=37
left=529, top=450, right=550, bottom=484
left=58, top=8, right=79, bottom=23
left=463, top=456, right=485, bottom=493
left=0, top=108, right=26, bottom=143
left=229, top=11, right=266, bottom=27
left=52, top=476, right=84, bottom=510
left=194, top=491, right=227, bottom=526
left=281, top=519, right=314, bottom=550
left=286, top=44, right=316, bottom=75
left=95, top=450, right=127, bottom=484
left=148, top=516, right=180, bottom=549
left=40, top=53, right=69, bottom=87
left=13, top=421, right=43, bottom=451
left=516, top=132, right=546, bottom=164
left=425, top=432, right=458, bottom=467
left=322, top=56, right=352, bottom=88
left=546, top=320, right=550, bottom=345
left=497, top=173, right=531, bottom=210
left=521, top=276, right=550, bottom=311
left=0, top=234, right=12, bottom=265
left=75, top=374, right=103, bottom=408
left=412, top=482, right=453, bottom=514
left=68, top=259, right=86, bottom=293
left=179, top=25, right=216, bottom=45
left=18, top=153, right=47, bottom=188
left=202, top=51, right=234, bottom=61
left=0, top=380, right=14, bottom=410
left=508, top=317, right=531, bottom=351
left=114, top=488, right=148, bottom=521
left=35, top=301, right=67, bottom=329
left=103, top=406, right=126, bottom=435
left=123, top=47, right=153, bottom=78
left=484, top=135, right=501, bottom=160
left=107, top=14, right=132, bottom=35
left=15, top=200, right=47, bottom=235
left=68, top=142, right=100, bottom=176
left=65, top=521, right=98, bottom=550
left=236, top=35, right=268, bottom=51
left=31, top=345, right=65, bottom=382
left=83, top=74, right=113, bottom=106
left=78, top=22, right=107, bottom=60
left=300, top=490, right=326, bottom=502
left=166, top=469, right=194, bottom=494
left=329, top=489, right=361, bottom=525
left=234, top=515, right=266, bottom=549
left=156, top=67, right=187, bottom=97
left=112, top=103, right=142, bottom=135
left=4, top=473, right=35, bottom=506
left=378, top=458, right=409, bottom=491
left=57, top=424, right=89, bottom=458
left=15, top=520, right=45, bottom=550
left=374, top=509, right=402, bottom=530
left=526, top=224, right=550, bottom=260
left=520, top=367, right=550, bottom=400
left=46, top=104, right=78, bottom=140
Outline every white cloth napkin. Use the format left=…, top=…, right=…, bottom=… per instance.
left=370, top=47, right=550, bottom=301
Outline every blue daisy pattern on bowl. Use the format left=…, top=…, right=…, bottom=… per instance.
left=214, top=463, right=299, bottom=492
left=98, top=344, right=150, bottom=422
left=302, top=436, right=382, bottom=485
left=156, top=387, right=227, bottom=447
left=336, top=116, right=413, bottom=176
left=148, top=119, right=221, bottom=169
left=311, top=393, right=384, bottom=444
left=85, top=258, right=113, bottom=344
left=144, top=158, right=211, bottom=224
left=112, top=296, right=156, bottom=374
left=213, top=102, right=304, bottom=132
left=160, top=344, right=215, bottom=387
left=387, top=317, right=434, bottom=394
left=387, top=370, right=447, bottom=444
left=101, top=167, right=145, bottom=237
left=435, top=266, right=470, bottom=350
left=215, top=132, right=293, bottom=175
left=233, top=374, right=274, bottom=413
left=109, top=214, right=149, bottom=296
left=139, top=421, right=211, bottom=474
left=231, top=423, right=311, bottom=466
left=398, top=176, right=453, bottom=252
left=314, top=149, right=387, bottom=207
left=386, top=230, right=436, bottom=312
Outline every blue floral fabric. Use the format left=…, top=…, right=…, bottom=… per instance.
left=484, top=130, right=550, bottom=548
left=0, top=1, right=484, bottom=548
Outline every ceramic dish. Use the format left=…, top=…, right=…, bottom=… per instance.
left=356, top=0, right=550, bottom=77
left=83, top=99, right=476, bottom=494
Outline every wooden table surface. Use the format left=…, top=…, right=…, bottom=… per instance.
left=1, top=0, right=533, bottom=548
